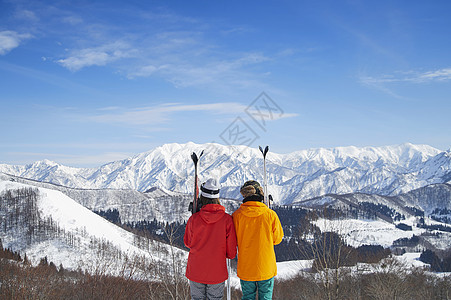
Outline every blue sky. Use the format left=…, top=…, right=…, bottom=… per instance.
left=1, top=0, right=450, bottom=167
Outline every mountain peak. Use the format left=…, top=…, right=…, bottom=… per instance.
left=27, top=159, right=60, bottom=168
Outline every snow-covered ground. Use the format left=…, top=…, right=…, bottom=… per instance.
left=312, top=216, right=451, bottom=250
left=313, top=217, right=425, bottom=248
left=226, top=260, right=314, bottom=288
left=1, top=177, right=449, bottom=285
left=276, top=259, right=313, bottom=280
left=0, top=180, right=187, bottom=277
left=234, top=253, right=437, bottom=287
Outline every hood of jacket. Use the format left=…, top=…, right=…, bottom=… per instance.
left=198, top=203, right=226, bottom=224
left=237, top=201, right=268, bottom=218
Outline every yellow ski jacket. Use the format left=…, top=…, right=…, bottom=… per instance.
left=232, top=200, right=284, bottom=281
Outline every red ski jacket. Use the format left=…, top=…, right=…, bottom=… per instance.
left=184, top=204, right=237, bottom=284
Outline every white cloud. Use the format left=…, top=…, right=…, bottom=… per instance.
left=91, top=102, right=248, bottom=125
left=53, top=15, right=270, bottom=88
left=359, top=67, right=451, bottom=100
left=360, top=68, right=451, bottom=84
left=127, top=52, right=270, bottom=89
left=417, top=68, right=451, bottom=82
left=61, top=15, right=83, bottom=25
left=126, top=64, right=162, bottom=79
left=14, top=9, right=39, bottom=22
left=32, top=3, right=272, bottom=90
left=247, top=110, right=299, bottom=121
left=0, top=31, right=32, bottom=55
left=57, top=41, right=135, bottom=71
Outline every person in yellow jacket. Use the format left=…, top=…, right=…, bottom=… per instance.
left=232, top=180, right=284, bottom=300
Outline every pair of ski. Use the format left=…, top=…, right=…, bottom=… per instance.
left=190, top=145, right=270, bottom=300
left=190, top=150, right=204, bottom=215
left=190, top=145, right=270, bottom=212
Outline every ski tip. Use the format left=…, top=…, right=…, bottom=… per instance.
left=192, top=150, right=205, bottom=164
left=191, top=152, right=198, bottom=163
left=259, top=145, right=269, bottom=157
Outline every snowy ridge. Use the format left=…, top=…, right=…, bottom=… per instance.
left=294, top=183, right=451, bottom=219
left=0, top=142, right=449, bottom=206
left=0, top=173, right=240, bottom=224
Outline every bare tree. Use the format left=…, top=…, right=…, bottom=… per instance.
left=297, top=208, right=354, bottom=300
left=365, top=256, right=412, bottom=300
left=158, top=222, right=190, bottom=299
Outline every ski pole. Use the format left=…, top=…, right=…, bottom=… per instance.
left=227, top=258, right=231, bottom=300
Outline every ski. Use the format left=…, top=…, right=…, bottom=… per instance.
left=190, top=150, right=204, bottom=214
left=259, top=145, right=269, bottom=206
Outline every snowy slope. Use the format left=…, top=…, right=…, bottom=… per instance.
left=0, top=173, right=241, bottom=224
left=272, top=253, right=433, bottom=282
left=312, top=217, right=425, bottom=248
left=0, top=179, right=187, bottom=276
left=0, top=143, right=449, bottom=206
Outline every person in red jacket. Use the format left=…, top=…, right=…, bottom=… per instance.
left=184, top=178, right=237, bottom=300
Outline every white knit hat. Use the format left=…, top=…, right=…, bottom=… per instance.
left=200, top=178, right=220, bottom=199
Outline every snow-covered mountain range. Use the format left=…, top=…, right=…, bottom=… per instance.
left=1, top=142, right=450, bottom=206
